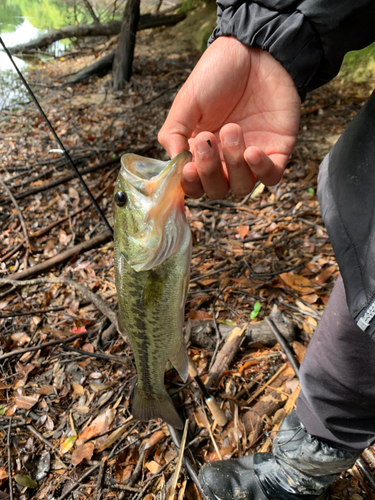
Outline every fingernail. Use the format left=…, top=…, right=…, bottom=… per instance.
left=196, top=139, right=212, bottom=156
left=223, top=129, right=239, bottom=145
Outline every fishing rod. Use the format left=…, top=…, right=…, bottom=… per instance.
left=0, top=37, right=113, bottom=237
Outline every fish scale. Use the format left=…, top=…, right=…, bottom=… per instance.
left=114, top=151, right=192, bottom=429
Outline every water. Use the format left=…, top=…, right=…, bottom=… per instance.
left=0, top=0, right=79, bottom=110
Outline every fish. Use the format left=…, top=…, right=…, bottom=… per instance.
left=113, top=151, right=192, bottom=429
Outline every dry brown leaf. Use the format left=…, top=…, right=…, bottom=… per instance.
left=280, top=273, right=315, bottom=294
left=0, top=468, right=8, bottom=481
left=314, top=265, right=337, bottom=285
left=95, top=419, right=133, bottom=452
left=301, top=293, right=319, bottom=304
left=14, top=395, right=39, bottom=410
left=71, top=441, right=95, bottom=466
left=187, top=310, right=213, bottom=320
left=145, top=461, right=160, bottom=474
left=11, top=332, right=31, bottom=344
left=71, top=382, right=85, bottom=396
left=36, top=385, right=55, bottom=395
left=79, top=408, right=115, bottom=441
left=292, top=341, right=307, bottom=363
left=237, top=224, right=249, bottom=239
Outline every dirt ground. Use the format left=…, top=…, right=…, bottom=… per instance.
left=1, top=14, right=375, bottom=500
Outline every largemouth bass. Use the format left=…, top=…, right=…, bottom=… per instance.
left=113, top=151, right=192, bottom=429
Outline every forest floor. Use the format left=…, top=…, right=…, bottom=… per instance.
left=1, top=17, right=375, bottom=500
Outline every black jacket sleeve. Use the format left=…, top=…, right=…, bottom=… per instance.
left=208, top=0, right=375, bottom=99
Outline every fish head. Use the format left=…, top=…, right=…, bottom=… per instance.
left=114, top=150, right=192, bottom=271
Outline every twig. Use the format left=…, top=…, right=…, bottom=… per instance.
left=167, top=420, right=188, bottom=499
left=7, top=417, right=13, bottom=500
left=0, top=277, right=118, bottom=328
left=0, top=180, right=31, bottom=251
left=1, top=241, right=24, bottom=261
left=57, top=463, right=100, bottom=500
left=265, top=317, right=300, bottom=377
left=167, top=425, right=209, bottom=500
left=27, top=425, right=54, bottom=449
left=94, top=457, right=108, bottom=500
left=127, top=447, right=147, bottom=488
left=0, top=231, right=112, bottom=281
left=0, top=331, right=88, bottom=362
left=62, top=345, right=128, bottom=366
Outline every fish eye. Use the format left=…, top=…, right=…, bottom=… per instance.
left=114, top=191, right=127, bottom=207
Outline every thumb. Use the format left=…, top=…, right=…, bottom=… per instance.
left=158, top=128, right=190, bottom=158
left=158, top=79, right=200, bottom=158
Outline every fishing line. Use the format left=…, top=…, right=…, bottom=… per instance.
left=0, top=37, right=113, bottom=237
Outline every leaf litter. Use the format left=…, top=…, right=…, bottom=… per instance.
left=1, top=24, right=375, bottom=500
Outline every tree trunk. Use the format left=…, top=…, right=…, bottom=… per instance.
left=112, top=0, right=140, bottom=90
left=8, top=13, right=185, bottom=55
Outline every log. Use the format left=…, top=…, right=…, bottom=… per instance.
left=188, top=305, right=296, bottom=351
left=9, top=13, right=186, bottom=55
left=112, top=0, right=140, bottom=90
left=204, top=325, right=247, bottom=389
left=67, top=52, right=115, bottom=83
left=243, top=389, right=288, bottom=438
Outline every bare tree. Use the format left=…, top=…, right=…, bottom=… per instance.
left=112, top=0, right=140, bottom=90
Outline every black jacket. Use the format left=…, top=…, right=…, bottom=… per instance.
left=209, top=0, right=375, bottom=100
left=209, top=1, right=375, bottom=340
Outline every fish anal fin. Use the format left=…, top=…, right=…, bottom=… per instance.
left=169, top=342, right=189, bottom=383
left=132, top=387, right=183, bottom=430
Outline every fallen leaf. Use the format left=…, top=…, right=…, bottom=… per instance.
left=0, top=468, right=7, bottom=480
left=314, top=265, right=337, bottom=285
left=79, top=408, right=115, bottom=441
left=60, top=435, right=77, bottom=455
left=71, top=442, right=95, bottom=466
left=237, top=225, right=249, bottom=239
left=14, top=395, right=39, bottom=409
left=187, top=310, right=213, bottom=320
left=14, top=474, right=38, bottom=489
left=280, top=273, right=315, bottom=294
left=145, top=461, right=160, bottom=474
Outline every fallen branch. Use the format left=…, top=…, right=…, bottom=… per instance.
left=0, top=181, right=31, bottom=251
left=0, top=146, right=150, bottom=206
left=2, top=231, right=112, bottom=281
left=8, top=13, right=186, bottom=55
left=0, top=276, right=118, bottom=328
left=204, top=324, right=248, bottom=389
left=188, top=305, right=296, bottom=352
left=0, top=330, right=89, bottom=362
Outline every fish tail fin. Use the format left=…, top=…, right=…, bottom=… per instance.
left=132, top=386, right=183, bottom=429
left=169, top=341, right=189, bottom=382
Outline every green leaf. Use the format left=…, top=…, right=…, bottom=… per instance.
left=15, top=474, right=38, bottom=489
left=250, top=301, right=261, bottom=319
left=307, top=187, right=314, bottom=195
left=0, top=405, right=6, bottom=415
left=111, top=154, right=116, bottom=159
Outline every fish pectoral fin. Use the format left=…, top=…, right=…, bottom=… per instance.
left=169, top=342, right=189, bottom=383
left=132, top=387, right=183, bottom=429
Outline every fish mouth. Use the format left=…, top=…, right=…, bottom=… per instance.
left=122, top=150, right=192, bottom=181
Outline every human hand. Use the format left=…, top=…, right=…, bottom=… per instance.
left=158, top=36, right=301, bottom=199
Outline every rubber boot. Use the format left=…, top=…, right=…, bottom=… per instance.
left=199, top=411, right=361, bottom=500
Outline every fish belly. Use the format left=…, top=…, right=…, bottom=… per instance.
left=114, top=231, right=191, bottom=429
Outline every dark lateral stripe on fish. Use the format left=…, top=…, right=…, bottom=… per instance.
left=127, top=275, right=154, bottom=394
